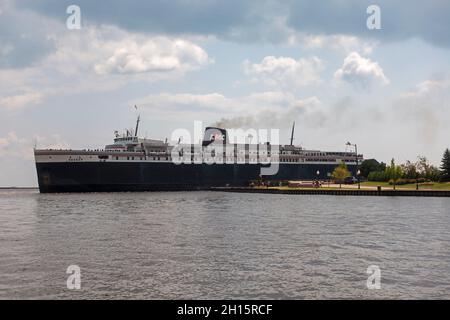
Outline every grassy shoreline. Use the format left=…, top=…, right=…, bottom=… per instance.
left=360, top=181, right=450, bottom=190
left=262, top=181, right=450, bottom=191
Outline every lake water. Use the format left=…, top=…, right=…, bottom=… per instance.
left=0, top=189, right=449, bottom=299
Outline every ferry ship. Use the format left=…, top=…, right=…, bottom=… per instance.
left=34, top=117, right=363, bottom=193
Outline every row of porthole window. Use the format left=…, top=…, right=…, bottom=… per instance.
left=304, top=159, right=338, bottom=162
left=113, top=156, right=171, bottom=161
left=107, top=156, right=309, bottom=162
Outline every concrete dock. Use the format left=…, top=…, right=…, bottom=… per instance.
left=210, top=187, right=450, bottom=197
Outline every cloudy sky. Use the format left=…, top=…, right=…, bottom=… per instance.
left=1, top=0, right=449, bottom=186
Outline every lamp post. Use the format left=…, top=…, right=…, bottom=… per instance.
left=416, top=172, right=419, bottom=191
left=346, top=141, right=359, bottom=189
left=316, top=170, right=320, bottom=188
left=357, top=169, right=361, bottom=189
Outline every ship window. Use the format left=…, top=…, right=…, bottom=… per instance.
left=132, top=157, right=135, bottom=160
left=127, top=157, right=129, bottom=160
left=116, top=156, right=119, bottom=160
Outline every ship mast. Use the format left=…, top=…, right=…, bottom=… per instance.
left=135, top=114, right=140, bottom=137
left=133, top=104, right=141, bottom=137
left=290, top=121, right=295, bottom=146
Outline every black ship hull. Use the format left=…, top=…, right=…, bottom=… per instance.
left=36, top=162, right=357, bottom=193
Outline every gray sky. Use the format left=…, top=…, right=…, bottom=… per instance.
left=1, top=0, right=449, bottom=186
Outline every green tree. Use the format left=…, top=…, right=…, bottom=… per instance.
left=416, top=156, right=429, bottom=179
left=429, top=165, right=441, bottom=182
left=359, top=159, right=386, bottom=178
left=386, top=158, right=403, bottom=190
left=440, top=148, right=450, bottom=182
left=401, top=160, right=418, bottom=179
left=331, top=163, right=351, bottom=188
left=367, top=170, right=387, bottom=182
left=416, top=156, right=438, bottom=180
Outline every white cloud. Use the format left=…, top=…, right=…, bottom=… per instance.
left=0, top=25, right=212, bottom=112
left=141, top=92, right=227, bottom=108
left=133, top=91, right=324, bottom=128
left=401, top=78, right=449, bottom=98
left=0, top=132, right=70, bottom=160
left=0, top=132, right=32, bottom=159
left=47, top=26, right=211, bottom=79
left=131, top=91, right=385, bottom=153
left=243, top=56, right=324, bottom=88
left=94, top=37, right=211, bottom=75
left=394, top=77, right=450, bottom=150
left=334, top=52, right=389, bottom=88
left=292, top=34, right=377, bottom=55
left=0, top=92, right=43, bottom=109
left=0, top=131, right=70, bottom=186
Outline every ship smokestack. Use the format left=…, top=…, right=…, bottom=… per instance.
left=202, top=127, right=228, bottom=147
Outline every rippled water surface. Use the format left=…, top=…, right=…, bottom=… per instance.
left=0, top=189, right=449, bottom=299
